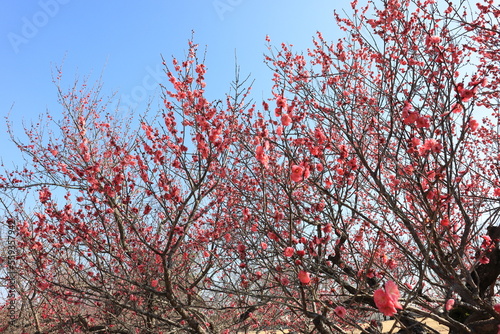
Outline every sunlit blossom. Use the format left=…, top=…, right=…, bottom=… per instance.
left=281, top=113, right=292, bottom=126
left=445, top=299, right=455, bottom=311
left=374, top=281, right=402, bottom=316
left=290, top=165, right=305, bottom=182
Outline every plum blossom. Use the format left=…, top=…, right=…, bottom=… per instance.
left=373, top=280, right=403, bottom=316
left=284, top=247, right=295, bottom=257
left=290, top=165, right=305, bottom=182
left=445, top=299, right=455, bottom=311
left=418, top=138, right=442, bottom=156
left=479, top=256, right=490, bottom=264
left=428, top=35, right=442, bottom=44
left=298, top=270, right=311, bottom=284
left=334, top=306, right=347, bottom=318
left=255, top=145, right=269, bottom=168
left=469, top=118, right=479, bottom=132
left=451, top=102, right=463, bottom=114
left=276, top=125, right=284, bottom=136
left=281, top=113, right=292, bottom=126
left=456, top=82, right=476, bottom=103
left=39, top=187, right=52, bottom=204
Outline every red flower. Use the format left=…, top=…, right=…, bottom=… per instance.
left=281, top=113, right=292, bottom=126
left=334, top=306, right=347, bottom=318
left=469, top=118, right=479, bottom=132
left=284, top=247, right=295, bottom=257
left=494, top=304, right=500, bottom=313
left=441, top=218, right=450, bottom=227
left=428, top=35, right=441, bottom=44
left=373, top=280, right=403, bottom=316
left=255, top=145, right=269, bottom=167
left=298, top=270, right=311, bottom=285
left=450, top=102, right=463, bottom=114
left=445, top=299, right=455, bottom=311
left=479, top=256, right=490, bottom=264
left=418, top=138, right=442, bottom=156
left=290, top=165, right=305, bottom=182
left=262, top=101, right=269, bottom=111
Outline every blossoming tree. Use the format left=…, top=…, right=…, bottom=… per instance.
left=206, top=0, right=500, bottom=332
left=1, top=0, right=500, bottom=333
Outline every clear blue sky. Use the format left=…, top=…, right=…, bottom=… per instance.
left=0, top=0, right=348, bottom=165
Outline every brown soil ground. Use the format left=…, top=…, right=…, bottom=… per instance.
left=238, top=318, right=449, bottom=333
left=352, top=317, right=449, bottom=333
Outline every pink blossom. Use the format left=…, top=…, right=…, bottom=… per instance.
left=237, top=244, right=246, bottom=258
left=334, top=305, right=347, bottom=318
left=374, top=280, right=403, bottom=316
left=403, top=112, right=419, bottom=125
left=290, top=165, right=305, bottom=182
left=37, top=281, right=50, bottom=291
left=39, top=187, right=52, bottom=204
left=255, top=145, right=269, bottom=167
left=298, top=270, right=311, bottom=285
left=445, top=299, right=455, bottom=311
left=479, top=256, right=490, bottom=264
left=262, top=101, right=269, bottom=111
left=314, top=127, right=327, bottom=143
left=322, top=223, right=333, bottom=233
left=418, top=138, right=442, bottom=156
left=451, top=102, right=463, bottom=114
left=494, top=304, right=500, bottom=313
left=469, top=118, right=479, bottom=132
left=281, top=113, right=292, bottom=126
left=268, top=231, right=279, bottom=241
left=284, top=247, right=295, bottom=257
left=276, top=96, right=287, bottom=109
left=456, top=82, right=475, bottom=102
left=276, top=125, right=283, bottom=136
left=441, top=218, right=450, bottom=227
left=416, top=116, right=430, bottom=129
left=428, top=35, right=441, bottom=44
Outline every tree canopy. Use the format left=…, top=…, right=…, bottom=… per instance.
left=1, top=0, right=500, bottom=333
